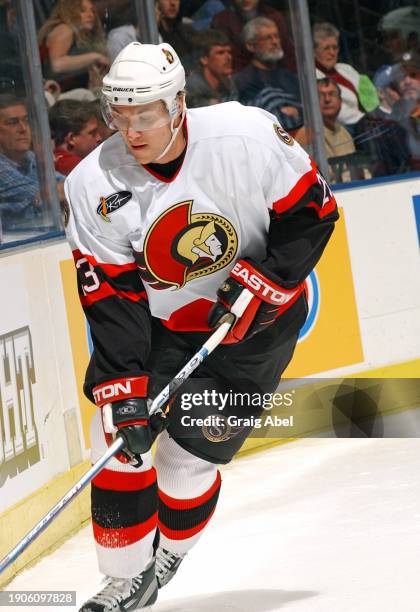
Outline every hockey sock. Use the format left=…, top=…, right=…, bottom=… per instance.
left=91, top=465, right=158, bottom=578
left=158, top=471, right=221, bottom=552
left=155, top=430, right=221, bottom=554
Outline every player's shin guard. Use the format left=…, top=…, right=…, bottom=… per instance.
left=91, top=465, right=158, bottom=578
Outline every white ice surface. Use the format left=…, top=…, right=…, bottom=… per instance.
left=6, top=438, right=420, bottom=612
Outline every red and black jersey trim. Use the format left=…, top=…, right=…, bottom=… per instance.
left=259, top=160, right=339, bottom=291
left=263, top=205, right=338, bottom=286
left=272, top=160, right=337, bottom=219
left=72, top=248, right=152, bottom=398
left=91, top=468, right=158, bottom=547
left=158, top=471, right=221, bottom=540
left=72, top=249, right=147, bottom=308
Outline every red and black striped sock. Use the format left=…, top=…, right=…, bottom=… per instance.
left=91, top=466, right=158, bottom=577
left=158, top=470, right=221, bottom=548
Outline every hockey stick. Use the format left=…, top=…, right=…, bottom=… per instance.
left=0, top=289, right=253, bottom=575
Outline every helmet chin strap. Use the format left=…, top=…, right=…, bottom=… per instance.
left=155, top=105, right=186, bottom=161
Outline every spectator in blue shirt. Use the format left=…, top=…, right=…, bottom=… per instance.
left=0, top=94, right=65, bottom=231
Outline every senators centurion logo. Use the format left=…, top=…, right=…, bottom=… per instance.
left=162, top=48, right=174, bottom=64
left=136, top=200, right=238, bottom=289
left=97, top=191, right=132, bottom=222
left=273, top=123, right=294, bottom=146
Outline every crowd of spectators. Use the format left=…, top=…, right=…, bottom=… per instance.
left=0, top=0, right=419, bottom=239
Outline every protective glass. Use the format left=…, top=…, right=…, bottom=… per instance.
left=101, top=97, right=171, bottom=132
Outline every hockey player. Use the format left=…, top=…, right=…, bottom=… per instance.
left=65, top=42, right=338, bottom=611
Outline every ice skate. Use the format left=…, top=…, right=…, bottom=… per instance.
left=79, top=558, right=157, bottom=611
left=155, top=547, right=186, bottom=588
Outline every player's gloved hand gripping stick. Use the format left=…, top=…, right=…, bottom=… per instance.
left=209, top=258, right=304, bottom=343
left=0, top=288, right=253, bottom=575
left=96, top=387, right=166, bottom=467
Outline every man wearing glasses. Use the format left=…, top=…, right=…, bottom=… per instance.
left=235, top=17, right=302, bottom=131
left=0, top=94, right=65, bottom=232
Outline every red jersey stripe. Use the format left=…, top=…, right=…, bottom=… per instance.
left=161, top=289, right=302, bottom=339
left=79, top=283, right=143, bottom=307
left=72, top=249, right=137, bottom=277
left=306, top=197, right=337, bottom=219
left=272, top=159, right=319, bottom=214
left=161, top=298, right=214, bottom=333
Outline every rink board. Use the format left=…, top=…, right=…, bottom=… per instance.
left=1, top=175, right=420, bottom=586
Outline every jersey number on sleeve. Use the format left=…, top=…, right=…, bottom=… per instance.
left=76, top=258, right=101, bottom=295
left=316, top=172, right=333, bottom=208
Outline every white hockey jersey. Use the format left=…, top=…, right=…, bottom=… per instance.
left=64, top=102, right=337, bottom=393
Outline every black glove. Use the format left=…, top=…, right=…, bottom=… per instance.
left=208, top=259, right=304, bottom=343
left=93, top=376, right=167, bottom=466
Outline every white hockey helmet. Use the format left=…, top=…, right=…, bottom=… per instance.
left=101, top=42, right=186, bottom=128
